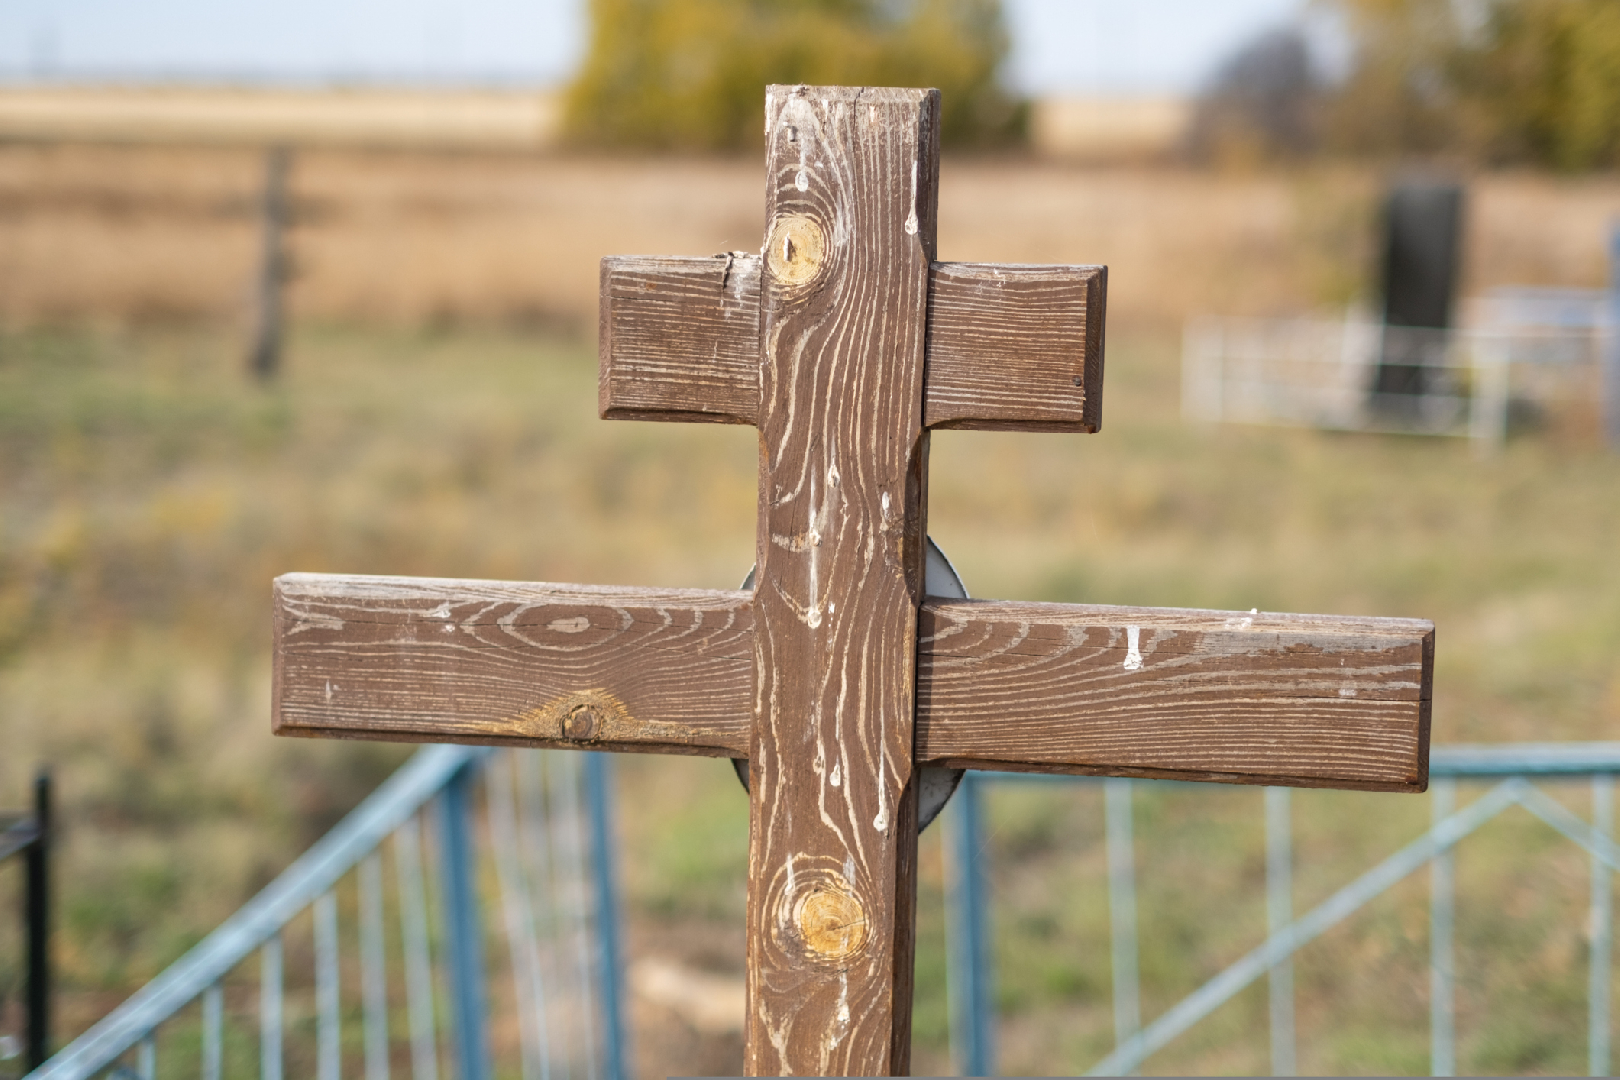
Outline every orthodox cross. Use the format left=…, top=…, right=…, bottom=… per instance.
left=272, top=85, right=1433, bottom=1076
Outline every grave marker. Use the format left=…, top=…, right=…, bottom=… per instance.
left=1374, top=179, right=1464, bottom=413
left=273, top=85, right=1433, bottom=1075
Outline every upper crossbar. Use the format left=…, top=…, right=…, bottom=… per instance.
left=599, top=255, right=1106, bottom=431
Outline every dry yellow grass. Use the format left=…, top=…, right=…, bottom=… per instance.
left=3, top=144, right=1617, bottom=333
left=3, top=142, right=1620, bottom=1076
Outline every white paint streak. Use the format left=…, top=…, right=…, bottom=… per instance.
left=427, top=602, right=452, bottom=619
left=806, top=471, right=822, bottom=629
left=903, top=160, right=919, bottom=235
left=1339, top=687, right=1357, bottom=697
left=830, top=762, right=841, bottom=788
left=1124, top=625, right=1144, bottom=671
left=873, top=756, right=890, bottom=832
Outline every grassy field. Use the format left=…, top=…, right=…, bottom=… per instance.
left=1, top=143, right=1619, bottom=1074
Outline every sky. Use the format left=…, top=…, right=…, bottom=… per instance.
left=0, top=0, right=1321, bottom=96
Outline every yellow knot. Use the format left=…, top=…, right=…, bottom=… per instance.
left=766, top=214, right=826, bottom=287
left=795, top=885, right=868, bottom=960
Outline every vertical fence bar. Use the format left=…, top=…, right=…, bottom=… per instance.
left=261, top=933, right=283, bottom=1080
left=1593, top=775, right=1614, bottom=1077
left=584, top=752, right=627, bottom=1080
left=518, top=752, right=567, bottom=1076
left=395, top=817, right=439, bottom=1080
left=440, top=762, right=492, bottom=1080
left=26, top=768, right=51, bottom=1071
left=1431, top=778, right=1457, bottom=1077
left=137, top=1033, right=155, bottom=1080
left=203, top=982, right=223, bottom=1080
left=1468, top=331, right=1511, bottom=452
left=946, top=772, right=994, bottom=1077
left=360, top=851, right=391, bottom=1080
left=1604, top=221, right=1620, bottom=449
left=488, top=753, right=551, bottom=1080
left=1265, top=787, right=1296, bottom=1076
left=551, top=752, right=598, bottom=1080
left=1105, top=778, right=1141, bottom=1069
left=316, top=890, right=341, bottom=1080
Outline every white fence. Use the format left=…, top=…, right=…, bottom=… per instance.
left=1182, top=289, right=1620, bottom=449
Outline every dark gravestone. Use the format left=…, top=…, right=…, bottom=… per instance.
left=1374, top=181, right=1464, bottom=412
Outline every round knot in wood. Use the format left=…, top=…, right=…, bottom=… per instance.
left=563, top=705, right=599, bottom=740
left=766, top=214, right=826, bottom=287
left=794, top=884, right=868, bottom=961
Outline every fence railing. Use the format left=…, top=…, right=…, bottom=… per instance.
left=27, top=746, right=626, bottom=1080
left=944, top=744, right=1620, bottom=1077
left=2, top=772, right=51, bottom=1074
left=1181, top=308, right=1620, bottom=450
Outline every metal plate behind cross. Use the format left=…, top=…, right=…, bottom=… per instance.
left=732, top=536, right=968, bottom=832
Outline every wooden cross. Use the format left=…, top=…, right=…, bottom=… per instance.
left=272, top=85, right=1433, bottom=1076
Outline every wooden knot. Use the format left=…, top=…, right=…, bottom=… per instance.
left=766, top=214, right=826, bottom=287
left=562, top=704, right=600, bottom=740
left=794, top=884, right=868, bottom=961
left=509, top=689, right=633, bottom=743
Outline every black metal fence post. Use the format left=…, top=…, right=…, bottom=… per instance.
left=26, top=769, right=51, bottom=1071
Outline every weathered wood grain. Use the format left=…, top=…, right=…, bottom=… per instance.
left=917, top=600, right=1433, bottom=791
left=924, top=262, right=1105, bottom=431
left=274, top=575, right=1431, bottom=792
left=598, top=254, right=762, bottom=425
left=273, top=573, right=753, bottom=757
left=598, top=257, right=1105, bottom=432
left=743, top=85, right=938, bottom=1076
left=269, top=81, right=1438, bottom=1078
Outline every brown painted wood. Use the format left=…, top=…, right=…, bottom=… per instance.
left=599, top=256, right=1104, bottom=432
left=273, top=574, right=1430, bottom=793
left=917, top=600, right=1433, bottom=791
left=599, top=254, right=761, bottom=425
left=273, top=573, right=753, bottom=757
left=923, top=262, right=1105, bottom=431
left=744, top=85, right=938, bottom=1076
left=270, top=82, right=1437, bottom=1078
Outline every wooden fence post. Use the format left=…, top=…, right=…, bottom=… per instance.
left=249, top=146, right=291, bottom=382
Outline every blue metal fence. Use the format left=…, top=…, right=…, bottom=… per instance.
left=944, top=744, right=1620, bottom=1077
left=27, top=746, right=626, bottom=1080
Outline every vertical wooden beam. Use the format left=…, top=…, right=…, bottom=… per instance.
left=746, top=85, right=939, bottom=1075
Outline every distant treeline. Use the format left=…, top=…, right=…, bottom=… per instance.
left=562, top=0, right=1025, bottom=150
left=563, top=0, right=1620, bottom=169
left=1193, top=0, right=1620, bottom=170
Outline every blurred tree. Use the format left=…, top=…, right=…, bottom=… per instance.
left=1317, top=0, right=1463, bottom=157
left=1453, top=0, right=1620, bottom=169
left=563, top=0, right=1026, bottom=150
left=1314, top=0, right=1620, bottom=169
left=1186, top=27, right=1323, bottom=164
